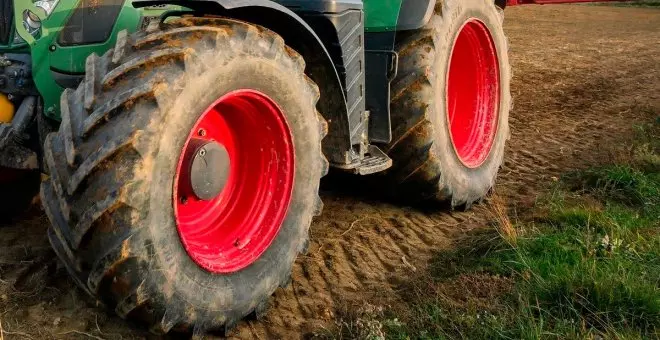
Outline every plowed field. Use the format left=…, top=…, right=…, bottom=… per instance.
left=1, top=4, right=659, bottom=339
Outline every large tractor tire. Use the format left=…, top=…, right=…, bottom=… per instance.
left=41, top=18, right=327, bottom=334
left=0, top=168, right=40, bottom=221
left=385, top=0, right=511, bottom=206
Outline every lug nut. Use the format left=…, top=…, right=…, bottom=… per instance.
left=198, top=129, right=206, bottom=137
left=180, top=196, right=188, bottom=205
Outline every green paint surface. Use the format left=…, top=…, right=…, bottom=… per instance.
left=364, top=0, right=404, bottom=31
left=7, top=1, right=174, bottom=119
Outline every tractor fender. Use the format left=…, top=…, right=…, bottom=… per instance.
left=397, top=0, right=436, bottom=31
left=133, top=0, right=352, bottom=164
left=397, top=0, right=506, bottom=31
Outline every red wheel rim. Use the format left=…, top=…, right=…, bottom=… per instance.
left=447, top=19, right=500, bottom=168
left=173, top=90, right=295, bottom=273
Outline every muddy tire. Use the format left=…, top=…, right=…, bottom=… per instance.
left=41, top=18, right=327, bottom=334
left=0, top=168, right=40, bottom=222
left=384, top=0, right=511, bottom=206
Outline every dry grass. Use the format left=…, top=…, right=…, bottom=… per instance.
left=488, top=195, right=518, bottom=246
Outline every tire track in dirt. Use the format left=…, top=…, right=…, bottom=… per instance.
left=1, top=5, right=659, bottom=340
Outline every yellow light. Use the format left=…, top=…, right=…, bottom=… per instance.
left=0, top=94, right=15, bottom=123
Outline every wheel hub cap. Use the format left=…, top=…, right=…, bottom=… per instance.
left=186, top=141, right=230, bottom=201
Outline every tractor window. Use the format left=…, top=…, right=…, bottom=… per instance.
left=58, top=0, right=125, bottom=46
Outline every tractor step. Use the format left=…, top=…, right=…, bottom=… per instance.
left=335, top=145, right=392, bottom=175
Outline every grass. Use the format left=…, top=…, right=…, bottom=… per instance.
left=330, top=120, right=659, bottom=339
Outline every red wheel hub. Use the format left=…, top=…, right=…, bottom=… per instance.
left=174, top=90, right=295, bottom=273
left=447, top=19, right=500, bottom=168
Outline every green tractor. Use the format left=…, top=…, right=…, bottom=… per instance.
left=0, top=0, right=571, bottom=335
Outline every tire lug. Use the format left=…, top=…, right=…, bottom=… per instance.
left=254, top=299, right=269, bottom=320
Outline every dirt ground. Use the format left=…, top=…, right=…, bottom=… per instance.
left=1, top=4, right=659, bottom=340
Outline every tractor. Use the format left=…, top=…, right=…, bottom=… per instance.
left=0, top=0, right=618, bottom=335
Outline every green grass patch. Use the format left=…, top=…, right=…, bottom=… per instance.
left=332, top=121, right=659, bottom=339
left=382, top=198, right=659, bottom=339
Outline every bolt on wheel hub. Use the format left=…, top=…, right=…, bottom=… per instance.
left=173, top=90, right=295, bottom=274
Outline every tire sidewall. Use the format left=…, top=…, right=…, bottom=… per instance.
left=145, top=56, right=320, bottom=318
left=431, top=0, right=511, bottom=204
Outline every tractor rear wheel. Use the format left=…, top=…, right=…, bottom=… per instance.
left=41, top=18, right=327, bottom=334
left=385, top=0, right=511, bottom=206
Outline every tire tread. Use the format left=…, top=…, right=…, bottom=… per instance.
left=43, top=17, right=327, bottom=334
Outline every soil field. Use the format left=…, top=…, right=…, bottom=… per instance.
left=1, top=4, right=659, bottom=340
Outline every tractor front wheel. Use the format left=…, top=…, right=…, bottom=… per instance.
left=385, top=0, right=512, bottom=206
left=41, top=18, right=327, bottom=334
